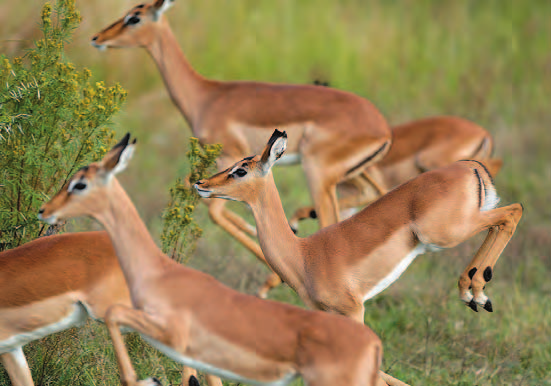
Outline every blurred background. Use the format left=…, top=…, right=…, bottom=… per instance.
left=1, top=0, right=549, bottom=385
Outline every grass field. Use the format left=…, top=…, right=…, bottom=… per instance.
left=1, top=0, right=550, bottom=385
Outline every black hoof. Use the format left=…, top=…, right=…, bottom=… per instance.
left=189, top=375, right=200, bottom=386
left=483, top=266, right=493, bottom=282
left=483, top=299, right=493, bottom=312
left=152, top=377, right=162, bottom=386
left=467, top=299, right=478, bottom=312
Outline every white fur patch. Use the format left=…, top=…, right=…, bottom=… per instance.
left=112, top=144, right=135, bottom=175
left=363, top=244, right=426, bottom=301
left=481, top=184, right=500, bottom=212
left=0, top=302, right=89, bottom=354
left=142, top=336, right=298, bottom=386
left=276, top=153, right=300, bottom=166
left=9, top=346, right=28, bottom=369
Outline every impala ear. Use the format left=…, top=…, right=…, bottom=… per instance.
left=100, top=133, right=137, bottom=180
left=152, top=0, right=174, bottom=20
left=260, top=129, right=287, bottom=173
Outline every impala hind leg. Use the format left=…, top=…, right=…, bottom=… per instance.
left=1, top=347, right=34, bottom=386
left=458, top=204, right=523, bottom=312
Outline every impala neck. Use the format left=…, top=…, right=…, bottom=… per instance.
left=247, top=175, right=305, bottom=293
left=92, top=179, right=167, bottom=303
left=146, top=20, right=211, bottom=128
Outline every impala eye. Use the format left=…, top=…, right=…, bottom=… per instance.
left=233, top=168, right=247, bottom=178
left=125, top=15, right=141, bottom=26
left=68, top=179, right=88, bottom=193
left=73, top=182, right=87, bottom=191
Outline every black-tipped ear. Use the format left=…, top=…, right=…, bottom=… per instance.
left=100, top=133, right=136, bottom=177
left=267, top=129, right=287, bottom=146
left=261, top=129, right=287, bottom=163
left=113, top=133, right=131, bottom=151
left=260, top=129, right=287, bottom=173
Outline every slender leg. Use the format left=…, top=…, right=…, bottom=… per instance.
left=458, top=226, right=499, bottom=311
left=288, top=169, right=387, bottom=234
left=256, top=272, right=283, bottom=299
left=181, top=367, right=197, bottom=386
left=302, top=163, right=340, bottom=228
left=207, top=199, right=266, bottom=263
left=457, top=204, right=523, bottom=312
left=470, top=204, right=523, bottom=311
left=104, top=305, right=170, bottom=386
left=222, top=207, right=257, bottom=237
left=1, top=347, right=34, bottom=386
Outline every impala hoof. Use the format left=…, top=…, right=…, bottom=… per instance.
left=189, top=375, right=200, bottom=386
left=151, top=377, right=162, bottom=386
left=467, top=299, right=478, bottom=312
left=483, top=299, right=493, bottom=312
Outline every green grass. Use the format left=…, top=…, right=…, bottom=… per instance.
left=1, top=0, right=550, bottom=385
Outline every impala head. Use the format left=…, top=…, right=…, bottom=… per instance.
left=91, top=0, right=174, bottom=50
left=194, top=130, right=287, bottom=202
left=38, top=134, right=137, bottom=225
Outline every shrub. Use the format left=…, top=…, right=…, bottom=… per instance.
left=0, top=0, right=126, bottom=251
left=161, top=137, right=221, bottom=263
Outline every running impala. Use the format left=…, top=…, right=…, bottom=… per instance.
left=195, top=130, right=522, bottom=322
left=91, top=0, right=391, bottom=297
left=38, top=134, right=408, bottom=386
left=288, top=115, right=503, bottom=233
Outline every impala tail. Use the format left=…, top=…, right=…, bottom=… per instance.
left=462, top=159, right=501, bottom=212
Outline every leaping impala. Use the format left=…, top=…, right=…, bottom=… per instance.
left=195, top=130, right=522, bottom=324
left=91, top=0, right=391, bottom=294
left=288, top=115, right=504, bottom=233
left=38, top=134, right=408, bottom=386
left=275, top=115, right=503, bottom=299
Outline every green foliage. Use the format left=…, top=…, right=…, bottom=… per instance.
left=160, top=138, right=221, bottom=263
left=0, top=0, right=126, bottom=250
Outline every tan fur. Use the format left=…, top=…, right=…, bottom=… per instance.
left=38, top=135, right=390, bottom=386
left=197, top=131, right=522, bottom=336
left=289, top=115, right=503, bottom=233
left=0, top=232, right=132, bottom=386
left=91, top=0, right=391, bottom=297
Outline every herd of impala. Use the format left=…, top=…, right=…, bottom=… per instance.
left=0, top=1, right=522, bottom=385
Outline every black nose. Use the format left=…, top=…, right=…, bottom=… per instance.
left=195, top=180, right=204, bottom=185
left=38, top=208, right=44, bottom=214
left=92, top=36, right=98, bottom=41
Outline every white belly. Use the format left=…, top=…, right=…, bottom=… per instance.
left=0, top=302, right=89, bottom=354
left=363, top=244, right=426, bottom=301
left=142, top=336, right=299, bottom=386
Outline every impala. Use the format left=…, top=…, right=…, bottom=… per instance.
left=0, top=233, right=225, bottom=386
left=288, top=115, right=503, bottom=233
left=91, top=0, right=391, bottom=296
left=38, top=134, right=408, bottom=386
left=195, top=130, right=522, bottom=324
left=0, top=231, right=132, bottom=386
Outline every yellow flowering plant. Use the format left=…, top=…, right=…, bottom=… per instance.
left=0, top=0, right=126, bottom=250
left=161, top=138, right=221, bottom=263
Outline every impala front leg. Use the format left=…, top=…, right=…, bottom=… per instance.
left=207, top=199, right=265, bottom=262
left=1, top=347, right=34, bottom=386
left=105, top=305, right=167, bottom=386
